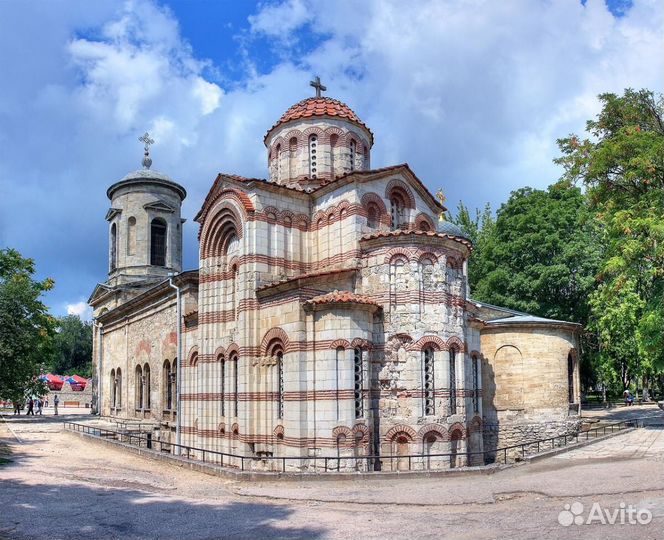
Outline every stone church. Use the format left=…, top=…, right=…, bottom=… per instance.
left=89, top=82, right=582, bottom=471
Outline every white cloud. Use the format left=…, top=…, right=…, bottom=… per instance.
left=0, top=0, right=661, bottom=318
left=66, top=301, right=93, bottom=321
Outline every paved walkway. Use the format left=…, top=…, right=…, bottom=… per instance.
left=0, top=411, right=662, bottom=539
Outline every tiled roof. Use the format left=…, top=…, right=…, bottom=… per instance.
left=265, top=97, right=373, bottom=144
left=361, top=229, right=473, bottom=248
left=256, top=268, right=356, bottom=293
left=306, top=290, right=380, bottom=307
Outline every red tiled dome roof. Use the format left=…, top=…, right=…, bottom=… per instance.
left=264, top=97, right=373, bottom=144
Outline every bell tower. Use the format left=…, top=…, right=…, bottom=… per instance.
left=105, top=132, right=187, bottom=287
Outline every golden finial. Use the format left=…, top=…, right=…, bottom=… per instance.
left=436, top=189, right=447, bottom=221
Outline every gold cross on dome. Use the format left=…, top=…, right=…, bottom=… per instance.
left=310, top=76, right=327, bottom=97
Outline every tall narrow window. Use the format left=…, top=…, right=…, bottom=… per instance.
left=127, top=217, right=136, bottom=256
left=423, top=347, right=435, bottom=415
left=354, top=347, right=363, bottom=418
left=164, top=360, right=172, bottom=411
left=472, top=355, right=479, bottom=413
left=144, top=363, right=151, bottom=410
left=363, top=145, right=369, bottom=170
left=171, top=359, right=177, bottom=413
left=110, top=369, right=116, bottom=408
left=231, top=353, right=239, bottom=416
left=275, top=144, right=282, bottom=179
left=277, top=351, right=284, bottom=419
left=135, top=365, right=143, bottom=410
left=116, top=368, right=122, bottom=408
left=288, top=137, right=297, bottom=181
left=150, top=218, right=167, bottom=266
left=330, top=134, right=338, bottom=179
left=449, top=349, right=457, bottom=415
left=349, top=140, right=356, bottom=171
left=220, top=355, right=226, bottom=416
left=366, top=203, right=379, bottom=229
left=335, top=346, right=344, bottom=421
left=284, top=216, right=292, bottom=262
left=230, top=264, right=238, bottom=321
left=110, top=223, right=117, bottom=271
left=390, top=194, right=405, bottom=230
left=309, top=135, right=318, bottom=179
left=567, top=353, right=575, bottom=403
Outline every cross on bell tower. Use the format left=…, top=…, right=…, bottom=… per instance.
left=139, top=132, right=154, bottom=169
left=310, top=76, right=326, bottom=98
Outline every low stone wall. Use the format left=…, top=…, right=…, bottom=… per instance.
left=483, top=418, right=582, bottom=462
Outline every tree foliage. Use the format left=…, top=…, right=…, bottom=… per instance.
left=556, top=89, right=664, bottom=381
left=48, top=315, right=93, bottom=377
left=0, top=248, right=53, bottom=402
left=454, top=183, right=600, bottom=326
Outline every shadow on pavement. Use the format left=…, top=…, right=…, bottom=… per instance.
left=0, top=475, right=326, bottom=540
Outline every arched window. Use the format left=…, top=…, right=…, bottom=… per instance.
left=171, top=359, right=177, bottom=412
left=230, top=352, right=239, bottom=416
left=449, top=349, right=457, bottom=415
left=390, top=193, right=406, bottom=230
left=163, top=360, right=172, bottom=411
left=308, top=135, right=318, bottom=179
left=110, top=223, right=117, bottom=271
left=143, top=363, right=151, bottom=410
left=423, top=347, right=435, bottom=416
left=349, top=139, right=357, bottom=171
left=330, top=134, right=338, bottom=179
left=419, top=220, right=431, bottom=232
left=110, top=369, right=116, bottom=408
left=220, top=354, right=226, bottom=417
left=288, top=137, right=297, bottom=180
left=150, top=218, right=167, bottom=266
left=127, top=217, right=136, bottom=256
left=366, top=203, right=379, bottom=229
left=135, top=365, right=143, bottom=410
left=472, top=355, right=480, bottom=413
left=116, top=368, right=122, bottom=408
left=363, top=145, right=369, bottom=170
left=353, top=347, right=363, bottom=419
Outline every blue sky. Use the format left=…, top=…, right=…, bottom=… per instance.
left=0, top=0, right=661, bottom=319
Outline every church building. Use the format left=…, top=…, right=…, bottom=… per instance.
left=89, top=81, right=582, bottom=471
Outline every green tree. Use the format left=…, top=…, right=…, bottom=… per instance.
left=0, top=249, right=53, bottom=403
left=451, top=202, right=495, bottom=290
left=462, top=184, right=600, bottom=326
left=556, top=89, right=664, bottom=392
left=48, top=315, right=93, bottom=377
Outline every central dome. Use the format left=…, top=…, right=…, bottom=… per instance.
left=264, top=93, right=374, bottom=188
left=265, top=97, right=373, bottom=145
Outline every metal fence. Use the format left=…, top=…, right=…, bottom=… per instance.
left=63, top=417, right=645, bottom=474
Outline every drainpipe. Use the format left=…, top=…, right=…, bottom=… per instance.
left=168, top=275, right=183, bottom=455
left=92, top=320, right=103, bottom=416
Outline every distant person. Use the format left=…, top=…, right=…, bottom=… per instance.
left=37, top=399, right=43, bottom=415
left=44, top=397, right=49, bottom=408
left=53, top=395, right=59, bottom=416
left=623, top=390, right=634, bottom=406
left=26, top=399, right=35, bottom=415
left=13, top=401, right=21, bottom=415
